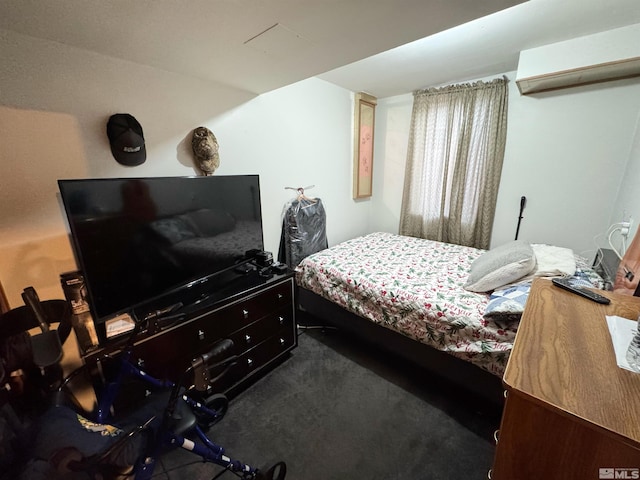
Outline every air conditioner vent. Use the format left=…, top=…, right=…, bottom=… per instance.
left=516, top=23, right=640, bottom=95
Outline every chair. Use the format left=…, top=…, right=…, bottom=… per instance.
left=0, top=296, right=71, bottom=415
left=0, top=293, right=72, bottom=479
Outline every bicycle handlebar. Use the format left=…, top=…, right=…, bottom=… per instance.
left=190, top=338, right=237, bottom=392
left=199, top=338, right=235, bottom=364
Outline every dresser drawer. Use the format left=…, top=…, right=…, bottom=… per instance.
left=130, top=279, right=294, bottom=380
left=223, top=280, right=292, bottom=327
left=238, top=326, right=296, bottom=376
left=212, top=323, right=297, bottom=395
left=175, top=279, right=293, bottom=346
left=228, top=307, right=292, bottom=351
left=131, top=320, right=218, bottom=379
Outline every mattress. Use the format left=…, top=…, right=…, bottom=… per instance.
left=295, top=232, right=602, bottom=377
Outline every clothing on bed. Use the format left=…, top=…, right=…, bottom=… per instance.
left=514, top=244, right=576, bottom=283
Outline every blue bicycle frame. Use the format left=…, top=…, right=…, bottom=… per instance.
left=82, top=334, right=267, bottom=480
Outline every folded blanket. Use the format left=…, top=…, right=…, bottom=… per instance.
left=501, top=244, right=576, bottom=288
left=530, top=244, right=576, bottom=277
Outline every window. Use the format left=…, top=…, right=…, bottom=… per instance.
left=399, top=78, right=508, bottom=249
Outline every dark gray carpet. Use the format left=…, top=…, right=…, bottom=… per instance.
left=157, top=328, right=502, bottom=480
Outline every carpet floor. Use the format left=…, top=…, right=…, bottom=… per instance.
left=154, top=327, right=502, bottom=480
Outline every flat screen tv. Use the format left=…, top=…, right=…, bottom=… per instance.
left=58, top=175, right=264, bottom=324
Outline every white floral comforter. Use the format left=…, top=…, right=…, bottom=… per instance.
left=295, top=232, right=513, bottom=376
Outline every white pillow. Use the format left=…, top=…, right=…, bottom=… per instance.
left=464, top=240, right=536, bottom=293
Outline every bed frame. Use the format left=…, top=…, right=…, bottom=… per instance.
left=297, top=287, right=505, bottom=406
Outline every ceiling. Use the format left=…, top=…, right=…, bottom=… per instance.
left=321, top=0, right=640, bottom=97
left=1, top=0, right=640, bottom=99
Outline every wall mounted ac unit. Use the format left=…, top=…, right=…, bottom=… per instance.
left=516, top=23, right=640, bottom=95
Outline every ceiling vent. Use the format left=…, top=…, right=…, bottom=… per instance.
left=516, top=23, right=640, bottom=95
left=243, top=23, right=312, bottom=58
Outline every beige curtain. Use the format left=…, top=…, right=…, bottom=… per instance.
left=399, top=77, right=508, bottom=249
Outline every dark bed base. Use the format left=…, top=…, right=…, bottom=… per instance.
left=297, top=287, right=505, bottom=406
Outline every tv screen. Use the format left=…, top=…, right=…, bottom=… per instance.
left=58, top=175, right=264, bottom=323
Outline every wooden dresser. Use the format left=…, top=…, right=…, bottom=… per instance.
left=491, top=278, right=640, bottom=479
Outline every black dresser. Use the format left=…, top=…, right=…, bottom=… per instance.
left=83, top=269, right=297, bottom=401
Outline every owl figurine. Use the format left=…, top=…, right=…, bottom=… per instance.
left=191, top=126, right=220, bottom=175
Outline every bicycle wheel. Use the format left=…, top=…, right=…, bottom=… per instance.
left=256, top=461, right=286, bottom=480
left=195, top=393, right=228, bottom=430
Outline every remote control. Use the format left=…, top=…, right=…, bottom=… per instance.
left=551, top=277, right=611, bottom=304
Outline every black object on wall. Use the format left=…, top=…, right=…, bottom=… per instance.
left=515, top=196, right=527, bottom=241
left=106, top=113, right=146, bottom=166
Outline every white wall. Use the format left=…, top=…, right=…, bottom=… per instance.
left=369, top=94, right=411, bottom=232
left=493, top=76, right=640, bottom=258
left=611, top=110, right=640, bottom=240
left=371, top=71, right=640, bottom=259
left=0, top=28, right=369, bottom=307
left=202, top=79, right=370, bottom=252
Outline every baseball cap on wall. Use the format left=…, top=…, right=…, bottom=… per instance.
left=106, top=113, right=146, bottom=166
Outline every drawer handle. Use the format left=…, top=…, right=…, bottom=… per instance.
left=245, top=334, right=252, bottom=344
left=279, top=338, right=285, bottom=346
left=247, top=358, right=253, bottom=367
left=198, top=329, right=205, bottom=341
left=242, top=309, right=249, bottom=319
left=487, top=469, right=492, bottom=479
left=277, top=293, right=283, bottom=300
left=493, top=429, right=499, bottom=445
left=278, top=316, right=284, bottom=325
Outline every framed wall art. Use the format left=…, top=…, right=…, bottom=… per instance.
left=353, top=92, right=377, bottom=199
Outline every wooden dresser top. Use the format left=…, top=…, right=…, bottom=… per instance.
left=504, top=278, right=640, bottom=445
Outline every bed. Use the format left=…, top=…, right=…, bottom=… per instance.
left=295, top=232, right=603, bottom=404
